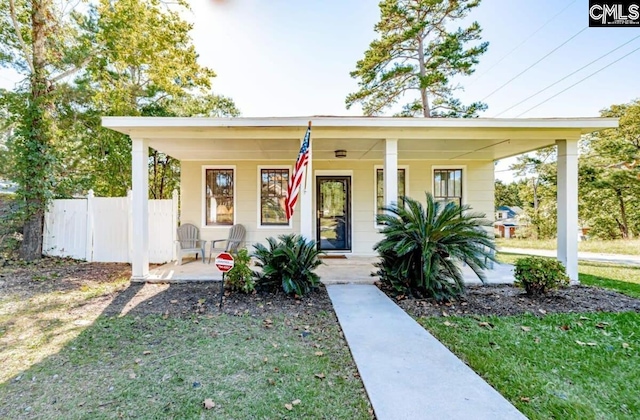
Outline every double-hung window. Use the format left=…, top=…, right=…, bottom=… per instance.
left=205, top=168, right=234, bottom=225
left=260, top=168, right=290, bottom=226
left=433, top=168, right=462, bottom=206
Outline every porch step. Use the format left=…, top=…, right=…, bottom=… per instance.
left=317, top=256, right=378, bottom=285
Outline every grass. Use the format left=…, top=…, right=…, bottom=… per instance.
left=496, top=238, right=640, bottom=255
left=0, top=274, right=130, bottom=383
left=412, top=253, right=640, bottom=418
left=420, top=312, right=640, bottom=419
left=0, top=271, right=371, bottom=419
left=1, top=314, right=370, bottom=419
left=498, top=252, right=640, bottom=299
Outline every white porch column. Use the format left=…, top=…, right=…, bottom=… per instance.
left=131, top=138, right=149, bottom=280
left=384, top=139, right=398, bottom=209
left=556, top=139, right=579, bottom=283
left=300, top=137, right=313, bottom=241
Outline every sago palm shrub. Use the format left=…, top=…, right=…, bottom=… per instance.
left=252, top=234, right=323, bottom=296
left=374, top=192, right=496, bottom=301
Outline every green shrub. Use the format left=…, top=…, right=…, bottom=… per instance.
left=374, top=192, right=496, bottom=301
left=0, top=194, right=22, bottom=260
left=252, top=234, right=323, bottom=296
left=514, top=256, right=569, bottom=295
left=224, top=248, right=255, bottom=294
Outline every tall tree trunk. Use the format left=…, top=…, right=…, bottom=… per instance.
left=417, top=38, right=430, bottom=118
left=530, top=178, right=541, bottom=239
left=20, top=0, right=52, bottom=260
left=159, top=155, right=168, bottom=199
left=21, top=208, right=44, bottom=259
left=151, top=150, right=158, bottom=199
left=615, top=188, right=629, bottom=239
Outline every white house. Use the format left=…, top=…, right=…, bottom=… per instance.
left=102, top=116, right=618, bottom=282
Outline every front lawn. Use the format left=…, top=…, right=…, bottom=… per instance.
left=496, top=238, right=640, bottom=255
left=0, top=260, right=372, bottom=419
left=420, top=312, right=640, bottom=419
left=398, top=254, right=640, bottom=419
left=1, top=313, right=371, bottom=419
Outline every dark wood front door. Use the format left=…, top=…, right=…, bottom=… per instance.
left=316, top=176, right=351, bottom=251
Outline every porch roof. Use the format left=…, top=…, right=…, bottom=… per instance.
left=102, top=116, right=618, bottom=161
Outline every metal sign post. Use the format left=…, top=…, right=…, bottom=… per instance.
left=215, top=252, right=235, bottom=310
left=220, top=272, right=225, bottom=309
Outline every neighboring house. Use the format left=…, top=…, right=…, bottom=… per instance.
left=579, top=225, right=591, bottom=241
left=102, top=116, right=618, bottom=282
left=495, top=205, right=524, bottom=239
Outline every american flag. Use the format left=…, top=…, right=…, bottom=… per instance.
left=285, top=125, right=311, bottom=220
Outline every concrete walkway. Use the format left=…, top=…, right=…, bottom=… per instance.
left=500, top=247, right=640, bottom=267
left=327, top=284, right=526, bottom=420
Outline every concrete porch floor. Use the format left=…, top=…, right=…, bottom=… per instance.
left=146, top=255, right=515, bottom=285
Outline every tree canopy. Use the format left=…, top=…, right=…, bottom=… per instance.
left=579, top=100, right=640, bottom=239
left=346, top=0, right=488, bottom=117
left=495, top=99, right=640, bottom=240
left=494, top=179, right=523, bottom=209
left=0, top=0, right=239, bottom=258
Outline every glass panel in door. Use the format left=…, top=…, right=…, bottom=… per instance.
left=316, top=176, right=351, bottom=251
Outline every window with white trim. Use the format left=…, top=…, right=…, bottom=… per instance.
left=260, top=168, right=289, bottom=225
left=205, top=168, right=234, bottom=225
left=434, top=168, right=462, bottom=206
left=376, top=168, right=406, bottom=215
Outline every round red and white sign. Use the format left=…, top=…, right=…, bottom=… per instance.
left=214, top=252, right=235, bottom=272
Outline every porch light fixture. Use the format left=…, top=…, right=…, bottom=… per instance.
left=335, top=149, right=347, bottom=158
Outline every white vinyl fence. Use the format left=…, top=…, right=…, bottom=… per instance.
left=43, top=190, right=178, bottom=263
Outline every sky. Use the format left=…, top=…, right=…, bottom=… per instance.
left=1, top=0, right=639, bottom=182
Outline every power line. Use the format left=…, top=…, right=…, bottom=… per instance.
left=480, top=27, right=588, bottom=102
left=493, top=35, right=640, bottom=117
left=468, top=0, right=577, bottom=87
left=515, top=45, right=640, bottom=117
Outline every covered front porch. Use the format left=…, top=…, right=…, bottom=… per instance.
left=146, top=255, right=517, bottom=285
left=101, top=116, right=618, bottom=283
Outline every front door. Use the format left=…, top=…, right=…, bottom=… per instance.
left=316, top=176, right=351, bottom=251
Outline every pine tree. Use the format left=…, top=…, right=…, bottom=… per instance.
left=347, top=0, right=488, bottom=117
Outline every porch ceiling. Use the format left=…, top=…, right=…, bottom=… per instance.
left=102, top=116, right=618, bottom=161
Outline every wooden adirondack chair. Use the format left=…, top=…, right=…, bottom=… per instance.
left=208, top=224, right=246, bottom=263
left=176, top=223, right=206, bottom=265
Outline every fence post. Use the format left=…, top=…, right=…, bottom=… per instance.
left=127, top=189, right=133, bottom=263
left=172, top=189, right=178, bottom=261
left=85, top=189, right=95, bottom=262
left=42, top=202, right=53, bottom=257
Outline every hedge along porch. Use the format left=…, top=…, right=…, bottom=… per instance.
left=101, top=116, right=618, bottom=281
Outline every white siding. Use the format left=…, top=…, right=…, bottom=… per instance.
left=181, top=159, right=495, bottom=256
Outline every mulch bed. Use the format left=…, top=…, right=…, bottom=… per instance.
left=4, top=258, right=640, bottom=319
left=0, top=257, right=332, bottom=319
left=100, top=281, right=334, bottom=318
left=378, top=283, right=640, bottom=318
